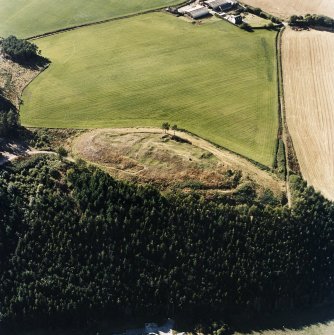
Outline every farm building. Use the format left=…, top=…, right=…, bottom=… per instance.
left=178, top=4, right=210, bottom=19
left=229, top=14, right=242, bottom=24
left=204, top=0, right=235, bottom=11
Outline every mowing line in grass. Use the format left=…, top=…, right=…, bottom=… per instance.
left=21, top=13, right=278, bottom=166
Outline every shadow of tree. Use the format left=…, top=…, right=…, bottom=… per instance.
left=231, top=303, right=334, bottom=334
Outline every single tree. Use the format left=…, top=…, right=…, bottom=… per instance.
left=172, top=124, right=178, bottom=136
left=57, top=146, right=68, bottom=160
left=161, top=122, right=170, bottom=134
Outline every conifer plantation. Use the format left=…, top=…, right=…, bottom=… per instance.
left=1, top=156, right=334, bottom=331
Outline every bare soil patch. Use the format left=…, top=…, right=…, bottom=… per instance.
left=242, top=0, right=334, bottom=20
left=0, top=53, right=43, bottom=108
left=72, top=128, right=284, bottom=196
left=282, top=28, right=334, bottom=200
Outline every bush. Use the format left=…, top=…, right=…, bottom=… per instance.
left=0, top=109, right=20, bottom=137
left=57, top=146, right=68, bottom=159
left=239, top=22, right=252, bottom=31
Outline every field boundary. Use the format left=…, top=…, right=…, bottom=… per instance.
left=276, top=26, right=301, bottom=206
left=32, top=125, right=276, bottom=175
left=177, top=128, right=271, bottom=172
left=26, top=0, right=190, bottom=40
left=277, top=26, right=300, bottom=175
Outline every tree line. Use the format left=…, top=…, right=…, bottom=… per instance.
left=0, top=156, right=334, bottom=332
left=289, top=14, right=334, bottom=28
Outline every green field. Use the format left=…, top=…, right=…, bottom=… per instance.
left=0, top=0, right=182, bottom=37
left=21, top=13, right=278, bottom=166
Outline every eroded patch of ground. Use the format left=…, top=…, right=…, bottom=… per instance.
left=72, top=128, right=285, bottom=196
left=0, top=53, right=43, bottom=108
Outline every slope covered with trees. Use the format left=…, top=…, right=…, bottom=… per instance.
left=1, top=156, right=334, bottom=332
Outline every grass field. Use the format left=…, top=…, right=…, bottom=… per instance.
left=0, top=0, right=183, bottom=38
left=242, top=0, right=334, bottom=19
left=282, top=28, right=334, bottom=200
left=21, top=13, right=278, bottom=166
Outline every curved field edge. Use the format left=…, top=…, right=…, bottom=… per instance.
left=0, top=0, right=185, bottom=38
left=21, top=13, right=279, bottom=167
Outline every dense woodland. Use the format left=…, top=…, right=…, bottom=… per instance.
left=0, top=96, right=20, bottom=137
left=1, top=156, right=334, bottom=332
left=1, top=36, right=39, bottom=63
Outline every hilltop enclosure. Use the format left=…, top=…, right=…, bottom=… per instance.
left=21, top=13, right=278, bottom=166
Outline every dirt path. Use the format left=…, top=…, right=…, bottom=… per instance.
left=73, top=128, right=285, bottom=195
left=0, top=149, right=58, bottom=166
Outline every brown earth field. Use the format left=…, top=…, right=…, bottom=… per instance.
left=282, top=28, right=334, bottom=201
left=242, top=0, right=334, bottom=19
left=71, top=128, right=285, bottom=197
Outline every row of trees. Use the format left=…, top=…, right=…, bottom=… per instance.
left=161, top=122, right=177, bottom=134
left=289, top=14, right=334, bottom=28
left=1, top=156, right=334, bottom=332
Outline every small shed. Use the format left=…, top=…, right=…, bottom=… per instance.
left=204, top=0, right=234, bottom=11
left=231, top=14, right=242, bottom=24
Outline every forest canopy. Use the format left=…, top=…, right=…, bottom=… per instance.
left=0, top=156, right=334, bottom=332
left=1, top=35, right=39, bottom=62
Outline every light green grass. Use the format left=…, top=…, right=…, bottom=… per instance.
left=21, top=13, right=278, bottom=166
left=243, top=13, right=273, bottom=28
left=0, top=0, right=182, bottom=38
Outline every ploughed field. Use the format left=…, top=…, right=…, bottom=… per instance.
left=282, top=28, right=334, bottom=200
left=242, top=0, right=334, bottom=19
left=0, top=0, right=183, bottom=38
left=21, top=13, right=278, bottom=167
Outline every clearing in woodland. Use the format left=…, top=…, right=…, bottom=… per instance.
left=21, top=13, right=278, bottom=167
left=0, top=0, right=183, bottom=38
left=282, top=28, right=334, bottom=200
left=241, top=0, right=334, bottom=20
left=72, top=128, right=284, bottom=196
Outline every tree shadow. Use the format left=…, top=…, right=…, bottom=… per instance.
left=0, top=95, right=16, bottom=111
left=13, top=54, right=51, bottom=70
left=231, top=303, right=334, bottom=333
